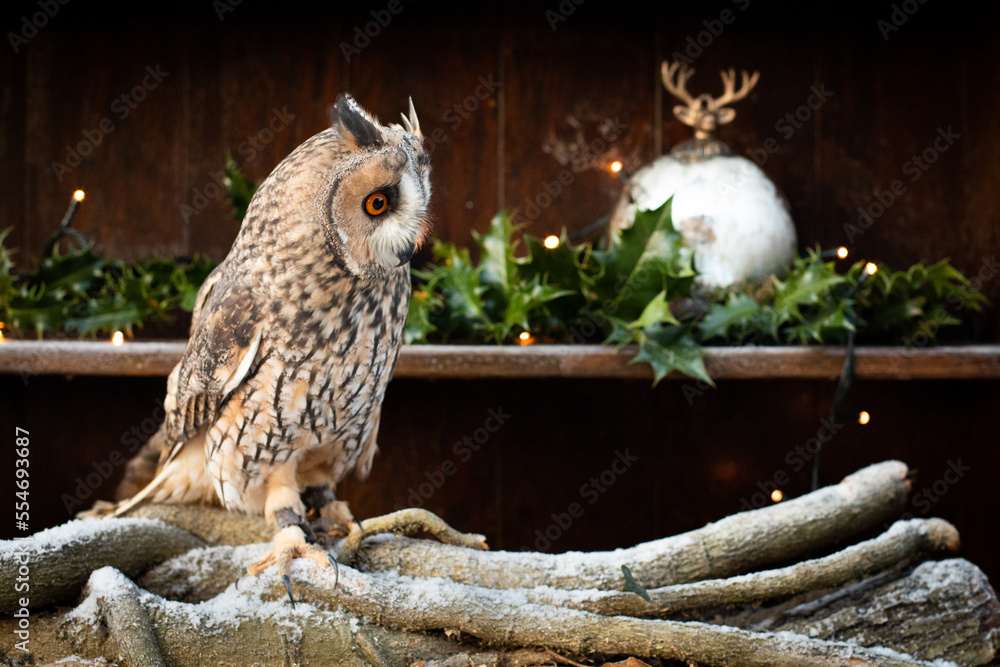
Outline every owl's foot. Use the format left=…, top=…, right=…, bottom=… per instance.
left=302, top=485, right=356, bottom=540
left=246, top=525, right=334, bottom=605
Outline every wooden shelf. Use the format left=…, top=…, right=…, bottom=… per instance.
left=1, top=340, right=999, bottom=380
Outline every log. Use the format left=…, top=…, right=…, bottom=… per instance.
left=23, top=564, right=950, bottom=667
left=129, top=503, right=273, bottom=546
left=3, top=567, right=524, bottom=667
left=336, top=507, right=489, bottom=563
left=743, top=558, right=1000, bottom=666
left=136, top=538, right=999, bottom=665
left=89, top=567, right=167, bottom=667
left=5, top=460, right=996, bottom=666
left=132, top=461, right=911, bottom=600
left=0, top=518, right=203, bottom=612
left=352, top=460, right=911, bottom=590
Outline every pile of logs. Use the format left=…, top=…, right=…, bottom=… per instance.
left=1, top=460, right=998, bottom=666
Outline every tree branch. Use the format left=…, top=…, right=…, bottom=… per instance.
left=90, top=567, right=167, bottom=667
left=336, top=508, right=488, bottom=564
left=353, top=460, right=911, bottom=590
left=0, top=518, right=203, bottom=612
left=516, top=518, right=960, bottom=617
left=132, top=460, right=911, bottom=594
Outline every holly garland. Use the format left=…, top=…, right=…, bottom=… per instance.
left=406, top=203, right=987, bottom=384
left=0, top=159, right=986, bottom=387
left=0, top=228, right=213, bottom=339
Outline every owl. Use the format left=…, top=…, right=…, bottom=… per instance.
left=106, top=93, right=431, bottom=592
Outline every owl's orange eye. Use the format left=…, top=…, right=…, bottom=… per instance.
left=365, top=191, right=388, bottom=216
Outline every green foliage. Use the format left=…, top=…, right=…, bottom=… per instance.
left=408, top=212, right=572, bottom=344
left=696, top=251, right=987, bottom=347
left=853, top=259, right=988, bottom=342
left=224, top=154, right=259, bottom=223
left=0, top=227, right=215, bottom=339
left=407, top=202, right=988, bottom=383
left=1, top=160, right=986, bottom=388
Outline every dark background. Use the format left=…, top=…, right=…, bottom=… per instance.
left=2, top=2, right=998, bottom=583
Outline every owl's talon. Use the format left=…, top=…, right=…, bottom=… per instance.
left=326, top=553, right=340, bottom=589
left=246, top=525, right=334, bottom=604
left=282, top=574, right=296, bottom=606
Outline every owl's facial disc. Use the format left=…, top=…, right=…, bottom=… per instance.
left=319, top=93, right=431, bottom=279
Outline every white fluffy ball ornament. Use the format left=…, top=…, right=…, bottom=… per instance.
left=611, top=63, right=797, bottom=288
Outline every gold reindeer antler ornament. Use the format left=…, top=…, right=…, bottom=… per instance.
left=661, top=61, right=760, bottom=162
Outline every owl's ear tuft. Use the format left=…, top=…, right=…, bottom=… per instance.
left=330, top=93, right=384, bottom=150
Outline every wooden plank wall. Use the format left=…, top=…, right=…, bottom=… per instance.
left=3, top=2, right=998, bottom=335
left=2, top=2, right=999, bottom=582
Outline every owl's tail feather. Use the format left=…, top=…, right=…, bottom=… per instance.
left=77, top=432, right=174, bottom=520
left=105, top=433, right=217, bottom=518
left=115, top=429, right=168, bottom=501
left=109, top=458, right=179, bottom=518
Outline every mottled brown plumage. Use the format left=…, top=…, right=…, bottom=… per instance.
left=110, top=95, right=431, bottom=584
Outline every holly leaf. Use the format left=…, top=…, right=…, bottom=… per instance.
left=771, top=251, right=846, bottom=325
left=519, top=231, right=592, bottom=291
left=475, top=210, right=519, bottom=292
left=30, top=245, right=107, bottom=300
left=224, top=154, right=260, bottom=223
left=0, top=228, right=17, bottom=320
left=591, top=199, right=696, bottom=322
left=65, top=295, right=143, bottom=337
left=435, top=243, right=485, bottom=322
left=405, top=290, right=437, bottom=344
left=629, top=290, right=678, bottom=329
left=6, top=289, right=72, bottom=339
left=621, top=565, right=651, bottom=603
left=494, top=279, right=574, bottom=342
left=604, top=317, right=636, bottom=349
left=699, top=294, right=764, bottom=341
left=631, top=324, right=713, bottom=386
left=783, top=302, right=853, bottom=345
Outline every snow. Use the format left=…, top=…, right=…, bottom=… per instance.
left=52, top=656, right=111, bottom=666
left=0, top=518, right=179, bottom=564
left=67, top=561, right=345, bottom=645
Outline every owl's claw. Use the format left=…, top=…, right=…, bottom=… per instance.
left=327, top=552, right=340, bottom=589
left=246, top=525, right=333, bottom=604
left=282, top=574, right=296, bottom=607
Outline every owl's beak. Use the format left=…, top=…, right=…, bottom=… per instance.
left=395, top=244, right=416, bottom=267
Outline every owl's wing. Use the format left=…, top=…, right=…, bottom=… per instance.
left=354, top=403, right=382, bottom=480
left=159, top=270, right=264, bottom=468
left=190, top=263, right=226, bottom=331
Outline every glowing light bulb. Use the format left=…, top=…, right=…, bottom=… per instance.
left=858, top=410, right=871, bottom=425
left=518, top=331, right=530, bottom=341
left=112, top=331, right=124, bottom=346
left=73, top=190, right=85, bottom=202
left=865, top=262, right=878, bottom=275
left=0, top=330, right=4, bottom=343
left=836, top=246, right=848, bottom=259
left=771, top=489, right=783, bottom=503
left=517, top=331, right=535, bottom=346
left=610, top=161, right=623, bottom=173
left=543, top=235, right=560, bottom=249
